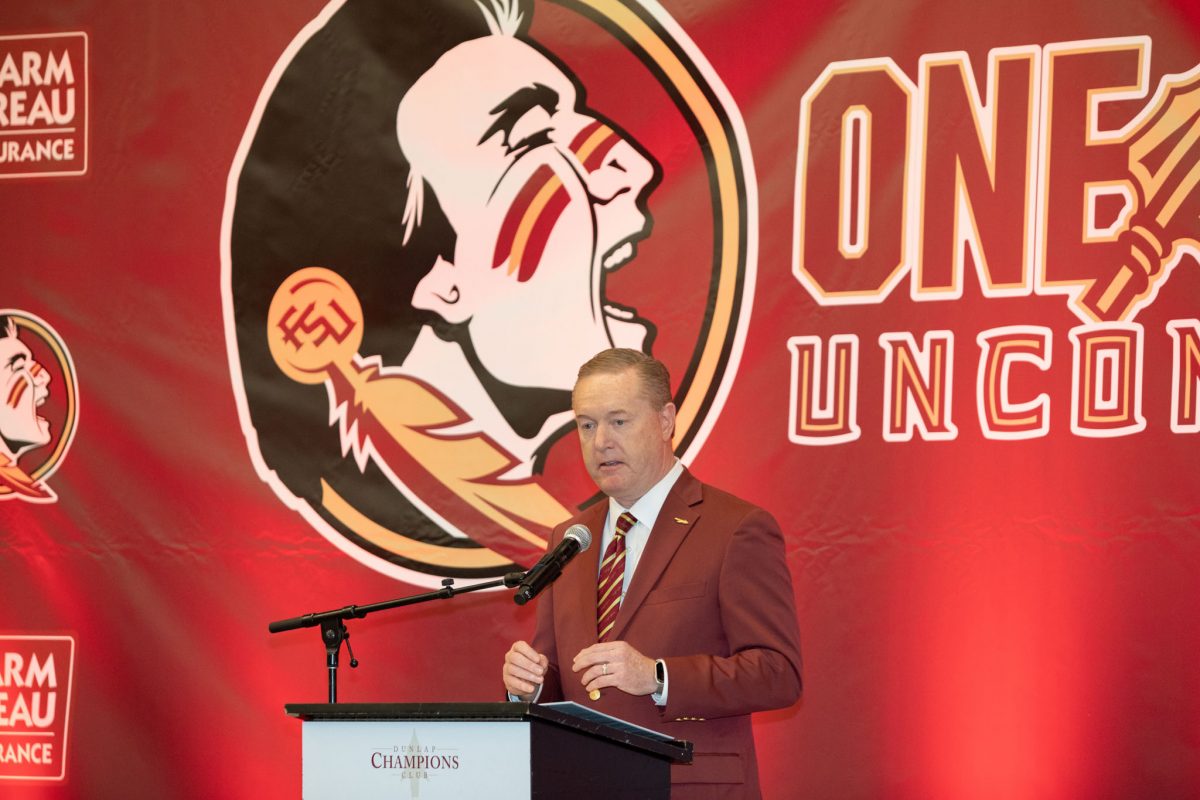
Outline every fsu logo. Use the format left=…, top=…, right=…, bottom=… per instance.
left=221, top=0, right=755, bottom=584
left=0, top=311, right=77, bottom=503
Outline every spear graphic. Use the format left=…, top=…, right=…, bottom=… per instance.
left=1083, top=69, right=1200, bottom=321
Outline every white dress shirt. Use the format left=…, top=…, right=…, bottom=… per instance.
left=597, top=459, right=685, bottom=595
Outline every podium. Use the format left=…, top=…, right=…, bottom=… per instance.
left=286, top=702, right=693, bottom=799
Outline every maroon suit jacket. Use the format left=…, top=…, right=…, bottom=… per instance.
left=531, top=469, right=802, bottom=798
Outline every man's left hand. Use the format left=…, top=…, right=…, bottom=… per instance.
left=572, top=641, right=658, bottom=696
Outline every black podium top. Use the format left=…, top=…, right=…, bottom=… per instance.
left=285, top=702, right=692, bottom=764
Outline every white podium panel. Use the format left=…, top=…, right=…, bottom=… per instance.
left=288, top=703, right=689, bottom=800
left=303, top=719, right=531, bottom=799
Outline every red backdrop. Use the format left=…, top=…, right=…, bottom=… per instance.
left=2, top=0, right=1199, bottom=797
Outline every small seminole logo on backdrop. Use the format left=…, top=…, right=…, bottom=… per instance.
left=0, top=33, right=88, bottom=179
left=0, top=635, right=75, bottom=782
left=789, top=36, right=1200, bottom=444
left=222, top=0, right=754, bottom=585
left=0, top=311, right=78, bottom=502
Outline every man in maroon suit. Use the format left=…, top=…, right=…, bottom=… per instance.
left=503, top=349, right=802, bottom=798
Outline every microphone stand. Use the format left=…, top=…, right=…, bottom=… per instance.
left=268, top=572, right=524, bottom=703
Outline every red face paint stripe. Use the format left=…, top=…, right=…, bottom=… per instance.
left=8, top=376, right=28, bottom=408
left=492, top=121, right=617, bottom=280
left=511, top=123, right=617, bottom=281
left=569, top=119, right=605, bottom=153
left=515, top=183, right=570, bottom=282
left=579, top=131, right=619, bottom=173
left=493, top=164, right=557, bottom=271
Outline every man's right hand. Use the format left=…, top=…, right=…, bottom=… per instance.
left=503, top=640, right=549, bottom=700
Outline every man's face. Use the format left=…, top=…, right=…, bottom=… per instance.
left=0, top=332, right=51, bottom=458
left=572, top=367, right=675, bottom=508
left=398, top=35, right=657, bottom=391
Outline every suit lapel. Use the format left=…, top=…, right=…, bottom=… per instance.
left=557, top=501, right=608, bottom=643
left=609, top=469, right=704, bottom=642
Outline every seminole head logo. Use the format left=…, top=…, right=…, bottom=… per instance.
left=0, top=311, right=78, bottom=503
left=221, top=0, right=754, bottom=585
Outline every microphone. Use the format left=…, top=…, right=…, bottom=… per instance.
left=513, top=524, right=592, bottom=606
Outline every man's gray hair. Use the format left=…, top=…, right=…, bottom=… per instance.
left=576, top=348, right=672, bottom=410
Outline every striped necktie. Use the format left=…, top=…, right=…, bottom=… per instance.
left=597, top=512, right=637, bottom=641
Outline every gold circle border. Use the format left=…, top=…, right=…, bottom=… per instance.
left=221, top=0, right=753, bottom=584
left=10, top=312, right=79, bottom=482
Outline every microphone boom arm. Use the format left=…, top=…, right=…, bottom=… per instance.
left=268, top=572, right=525, bottom=703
